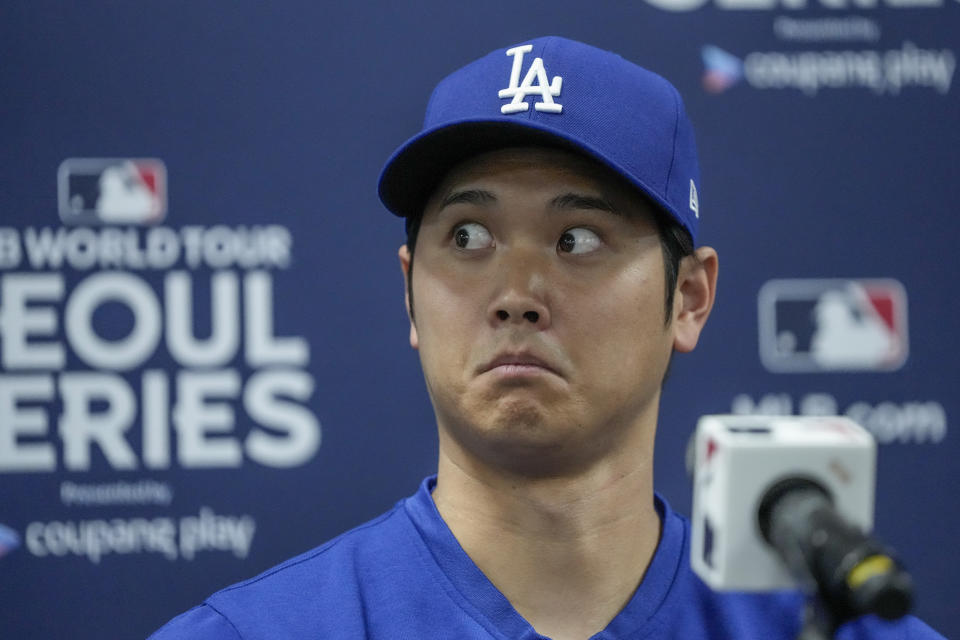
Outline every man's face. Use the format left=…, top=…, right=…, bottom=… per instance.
left=402, top=147, right=681, bottom=476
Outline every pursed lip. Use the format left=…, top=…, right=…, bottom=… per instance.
left=478, top=351, right=563, bottom=378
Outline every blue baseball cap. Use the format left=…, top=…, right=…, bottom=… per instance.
left=378, top=36, right=702, bottom=243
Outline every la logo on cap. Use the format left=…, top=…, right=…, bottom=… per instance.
left=498, top=45, right=563, bottom=114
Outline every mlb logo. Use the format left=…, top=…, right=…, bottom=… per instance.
left=0, top=523, right=20, bottom=559
left=58, top=158, right=167, bottom=225
left=758, top=279, right=909, bottom=373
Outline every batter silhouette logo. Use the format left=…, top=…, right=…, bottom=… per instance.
left=499, top=45, right=563, bottom=114
left=758, top=279, right=908, bottom=373
left=58, top=158, right=167, bottom=226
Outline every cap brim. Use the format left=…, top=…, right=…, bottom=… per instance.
left=378, top=119, right=675, bottom=222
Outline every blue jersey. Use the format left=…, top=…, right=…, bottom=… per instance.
left=149, top=477, right=943, bottom=639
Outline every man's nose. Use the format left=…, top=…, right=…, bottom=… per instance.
left=487, top=248, right=551, bottom=330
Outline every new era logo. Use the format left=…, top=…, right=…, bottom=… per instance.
left=58, top=158, right=167, bottom=225
left=758, top=279, right=909, bottom=373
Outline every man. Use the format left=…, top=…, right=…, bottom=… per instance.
left=150, top=36, right=943, bottom=640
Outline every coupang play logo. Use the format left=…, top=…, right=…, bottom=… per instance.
left=700, top=42, right=955, bottom=96
left=702, top=46, right=744, bottom=93
left=0, top=158, right=326, bottom=565
left=658, top=0, right=959, bottom=97
left=0, top=524, right=21, bottom=559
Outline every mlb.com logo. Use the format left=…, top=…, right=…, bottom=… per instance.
left=758, top=279, right=909, bottom=373
left=58, top=158, right=167, bottom=225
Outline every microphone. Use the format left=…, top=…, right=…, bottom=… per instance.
left=690, top=415, right=913, bottom=630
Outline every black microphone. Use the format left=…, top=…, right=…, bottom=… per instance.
left=758, top=477, right=913, bottom=626
left=690, top=415, right=915, bottom=637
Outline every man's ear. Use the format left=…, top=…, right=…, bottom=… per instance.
left=672, top=246, right=718, bottom=353
left=398, top=245, right=419, bottom=350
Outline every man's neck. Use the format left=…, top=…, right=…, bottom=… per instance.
left=432, top=438, right=661, bottom=640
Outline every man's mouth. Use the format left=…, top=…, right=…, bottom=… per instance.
left=479, top=351, right=562, bottom=378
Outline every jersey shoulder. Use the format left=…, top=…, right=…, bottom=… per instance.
left=147, top=604, right=241, bottom=640
left=149, top=502, right=413, bottom=639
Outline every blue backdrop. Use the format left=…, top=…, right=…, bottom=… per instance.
left=1, top=2, right=957, bottom=638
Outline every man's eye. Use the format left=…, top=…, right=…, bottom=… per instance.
left=558, top=228, right=601, bottom=255
left=453, top=222, right=493, bottom=250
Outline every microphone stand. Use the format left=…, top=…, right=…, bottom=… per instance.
left=797, top=596, right=840, bottom=640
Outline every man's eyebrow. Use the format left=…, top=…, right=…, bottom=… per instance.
left=550, top=192, right=623, bottom=217
left=439, top=189, right=497, bottom=210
